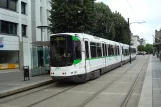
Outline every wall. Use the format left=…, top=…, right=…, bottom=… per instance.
left=0, top=35, right=19, bottom=50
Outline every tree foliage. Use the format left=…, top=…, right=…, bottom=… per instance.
left=144, top=44, right=153, bottom=54
left=49, top=0, right=131, bottom=44
left=49, top=0, right=95, bottom=33
left=137, top=44, right=153, bottom=54
left=137, top=45, right=145, bottom=52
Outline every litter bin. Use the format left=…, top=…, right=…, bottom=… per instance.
left=23, top=66, right=30, bottom=81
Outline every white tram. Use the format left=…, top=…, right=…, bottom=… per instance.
left=50, top=33, right=136, bottom=82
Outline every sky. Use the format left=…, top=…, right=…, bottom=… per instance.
left=96, top=0, right=161, bottom=44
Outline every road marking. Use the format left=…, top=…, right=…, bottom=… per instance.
left=101, top=92, right=127, bottom=95
left=66, top=90, right=95, bottom=94
left=0, top=104, right=20, bottom=107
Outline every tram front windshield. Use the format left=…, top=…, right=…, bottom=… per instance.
left=50, top=35, right=73, bottom=67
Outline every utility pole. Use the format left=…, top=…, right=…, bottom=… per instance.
left=128, top=18, right=131, bottom=64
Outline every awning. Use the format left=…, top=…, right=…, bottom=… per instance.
left=31, top=41, right=50, bottom=46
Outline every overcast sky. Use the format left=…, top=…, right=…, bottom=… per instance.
left=96, top=0, right=161, bottom=44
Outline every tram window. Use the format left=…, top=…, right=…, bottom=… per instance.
left=74, top=41, right=81, bottom=59
left=97, top=43, right=102, bottom=57
left=123, top=49, right=126, bottom=56
left=122, top=47, right=124, bottom=55
left=117, top=46, right=120, bottom=55
left=105, top=44, right=107, bottom=56
left=102, top=44, right=105, bottom=56
left=50, top=35, right=73, bottom=67
left=108, top=45, right=111, bottom=56
left=115, top=46, right=117, bottom=55
left=85, top=41, right=89, bottom=58
left=90, top=42, right=97, bottom=58
left=111, top=45, right=114, bottom=55
left=106, top=44, right=108, bottom=56
left=128, top=49, right=129, bottom=55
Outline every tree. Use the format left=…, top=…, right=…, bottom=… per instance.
left=49, top=0, right=95, bottom=33
left=145, top=44, right=153, bottom=54
left=49, top=1, right=131, bottom=44
left=137, top=45, right=145, bottom=52
left=92, top=2, right=114, bottom=39
left=112, top=12, right=131, bottom=44
left=92, top=3, right=131, bottom=44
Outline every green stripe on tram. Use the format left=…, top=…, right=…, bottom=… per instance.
left=72, top=36, right=79, bottom=41
left=86, top=55, right=120, bottom=60
left=74, top=59, right=82, bottom=64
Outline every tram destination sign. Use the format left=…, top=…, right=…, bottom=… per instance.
left=0, top=37, right=4, bottom=48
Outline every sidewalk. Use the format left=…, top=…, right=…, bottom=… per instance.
left=0, top=70, right=53, bottom=98
left=138, top=55, right=161, bottom=107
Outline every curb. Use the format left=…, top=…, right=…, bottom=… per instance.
left=0, top=79, right=54, bottom=98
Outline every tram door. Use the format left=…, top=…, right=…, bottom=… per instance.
left=85, top=41, right=90, bottom=73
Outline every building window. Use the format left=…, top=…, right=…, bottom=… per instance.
left=9, top=0, right=17, bottom=11
left=40, top=7, right=43, bottom=22
left=0, top=0, right=7, bottom=8
left=22, top=25, right=26, bottom=37
left=0, top=0, right=17, bottom=11
left=0, top=20, right=17, bottom=35
left=21, top=2, right=26, bottom=14
left=1, top=21, right=9, bottom=34
left=9, top=22, right=17, bottom=34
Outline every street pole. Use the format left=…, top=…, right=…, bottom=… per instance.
left=128, top=18, right=131, bottom=64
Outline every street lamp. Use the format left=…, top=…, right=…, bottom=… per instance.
left=37, top=26, right=49, bottom=41
left=128, top=18, right=145, bottom=64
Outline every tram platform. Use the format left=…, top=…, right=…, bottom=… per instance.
left=138, top=55, right=161, bottom=107
left=0, top=70, right=53, bottom=98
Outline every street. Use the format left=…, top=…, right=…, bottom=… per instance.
left=0, top=56, right=149, bottom=107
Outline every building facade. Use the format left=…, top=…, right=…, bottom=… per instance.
left=0, top=0, right=51, bottom=71
left=131, top=35, right=146, bottom=52
left=153, top=29, right=161, bottom=55
left=131, top=35, right=140, bottom=51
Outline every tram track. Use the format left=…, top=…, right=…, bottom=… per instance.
left=1, top=82, right=78, bottom=107
left=26, top=84, right=77, bottom=107
left=77, top=57, right=149, bottom=107
left=0, top=84, right=54, bottom=103
left=120, top=58, right=149, bottom=107
left=0, top=57, right=148, bottom=107
left=25, top=60, right=137, bottom=107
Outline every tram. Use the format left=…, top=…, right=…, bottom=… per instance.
left=50, top=33, right=136, bottom=82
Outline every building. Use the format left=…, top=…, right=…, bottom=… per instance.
left=139, top=38, right=146, bottom=46
left=131, top=34, right=146, bottom=52
left=131, top=35, right=140, bottom=47
left=153, top=29, right=161, bottom=55
left=0, top=0, right=31, bottom=69
left=154, top=29, right=161, bottom=43
left=131, top=35, right=140, bottom=51
left=0, top=0, right=51, bottom=72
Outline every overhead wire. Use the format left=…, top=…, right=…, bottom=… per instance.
left=126, top=0, right=139, bottom=21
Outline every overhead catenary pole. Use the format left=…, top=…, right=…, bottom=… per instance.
left=128, top=18, right=131, bottom=64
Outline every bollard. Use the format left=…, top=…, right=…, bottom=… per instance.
left=23, top=66, right=30, bottom=81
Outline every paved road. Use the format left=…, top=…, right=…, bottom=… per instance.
left=0, top=56, right=149, bottom=107
left=0, top=69, right=51, bottom=93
